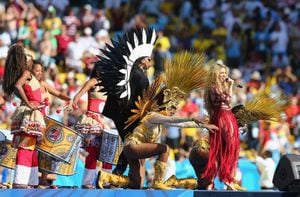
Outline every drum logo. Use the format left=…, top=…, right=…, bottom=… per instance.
left=46, top=126, right=63, bottom=143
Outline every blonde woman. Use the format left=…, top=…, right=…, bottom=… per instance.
left=202, top=60, right=241, bottom=190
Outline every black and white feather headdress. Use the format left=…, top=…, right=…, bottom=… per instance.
left=94, top=28, right=157, bottom=100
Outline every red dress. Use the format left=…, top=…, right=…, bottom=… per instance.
left=203, top=86, right=240, bottom=183
left=11, top=75, right=45, bottom=149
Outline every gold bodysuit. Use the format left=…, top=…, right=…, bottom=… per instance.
left=125, top=112, right=204, bottom=145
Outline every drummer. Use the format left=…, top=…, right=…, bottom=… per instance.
left=70, top=69, right=112, bottom=189
left=31, top=60, right=71, bottom=187
left=2, top=44, right=45, bottom=188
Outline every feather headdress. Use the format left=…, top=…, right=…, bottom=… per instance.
left=164, top=51, right=208, bottom=94
left=232, top=91, right=289, bottom=127
left=94, top=28, right=157, bottom=100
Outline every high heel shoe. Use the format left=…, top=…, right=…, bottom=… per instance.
left=225, top=182, right=246, bottom=191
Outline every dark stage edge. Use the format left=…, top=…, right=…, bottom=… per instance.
left=0, top=189, right=299, bottom=197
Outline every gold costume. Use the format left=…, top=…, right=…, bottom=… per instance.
left=126, top=112, right=203, bottom=146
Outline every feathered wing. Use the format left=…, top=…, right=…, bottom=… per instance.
left=124, top=75, right=164, bottom=129
left=232, top=91, right=289, bottom=127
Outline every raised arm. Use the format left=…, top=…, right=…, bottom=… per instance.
left=71, top=78, right=97, bottom=108
left=42, top=81, right=70, bottom=101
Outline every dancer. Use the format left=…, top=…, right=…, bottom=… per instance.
left=31, top=60, right=70, bottom=187
left=97, top=52, right=218, bottom=189
left=2, top=44, right=45, bottom=188
left=96, top=28, right=156, bottom=175
left=194, top=60, right=288, bottom=190
left=71, top=68, right=111, bottom=189
left=200, top=60, right=242, bottom=190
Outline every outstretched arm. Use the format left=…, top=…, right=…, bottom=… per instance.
left=148, top=112, right=218, bottom=132
left=71, top=78, right=97, bottom=108
left=42, top=81, right=70, bottom=101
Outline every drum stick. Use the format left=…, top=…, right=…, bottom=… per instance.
left=56, top=105, right=72, bottom=114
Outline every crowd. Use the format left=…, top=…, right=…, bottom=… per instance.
left=0, top=0, right=299, bottom=190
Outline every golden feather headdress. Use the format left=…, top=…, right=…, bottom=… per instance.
left=164, top=51, right=208, bottom=94
left=125, top=51, right=209, bottom=128
left=232, top=91, right=289, bottom=127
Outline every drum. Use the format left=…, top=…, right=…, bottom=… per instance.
left=36, top=117, right=83, bottom=164
left=38, top=147, right=79, bottom=176
left=99, top=129, right=123, bottom=165
left=0, top=130, right=17, bottom=169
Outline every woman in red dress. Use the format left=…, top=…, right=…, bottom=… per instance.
left=203, top=60, right=241, bottom=190
left=71, top=69, right=111, bottom=189
left=2, top=44, right=45, bottom=188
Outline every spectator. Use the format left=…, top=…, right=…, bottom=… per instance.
left=255, top=150, right=276, bottom=190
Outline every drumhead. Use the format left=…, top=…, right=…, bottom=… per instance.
left=44, top=116, right=83, bottom=138
left=0, top=131, right=5, bottom=142
left=0, top=130, right=12, bottom=141
left=103, top=129, right=119, bottom=136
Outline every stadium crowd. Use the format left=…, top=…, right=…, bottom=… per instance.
left=0, top=0, right=299, bottom=190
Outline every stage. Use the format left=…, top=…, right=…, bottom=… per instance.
left=0, top=189, right=298, bottom=197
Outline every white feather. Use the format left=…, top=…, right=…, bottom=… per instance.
left=142, top=28, right=147, bottom=43
left=120, top=91, right=128, bottom=98
left=127, top=42, right=133, bottom=52
left=150, top=30, right=156, bottom=45
left=134, top=33, right=139, bottom=47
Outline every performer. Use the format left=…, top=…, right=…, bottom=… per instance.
left=31, top=60, right=70, bottom=187
left=71, top=68, right=110, bottom=189
left=200, top=60, right=242, bottom=190
left=97, top=52, right=217, bottom=189
left=194, top=60, right=288, bottom=190
left=96, top=28, right=156, bottom=175
left=2, top=44, right=45, bottom=188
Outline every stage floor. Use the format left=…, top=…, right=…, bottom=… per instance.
left=0, top=189, right=299, bottom=197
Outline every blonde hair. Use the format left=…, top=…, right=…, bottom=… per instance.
left=204, top=62, right=229, bottom=115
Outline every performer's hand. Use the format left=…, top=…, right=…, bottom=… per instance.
left=65, top=101, right=74, bottom=112
left=28, top=103, right=39, bottom=110
left=204, top=124, right=218, bottom=133
left=226, top=77, right=234, bottom=86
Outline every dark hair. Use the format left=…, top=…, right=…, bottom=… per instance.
left=263, top=150, right=272, bottom=158
left=2, top=44, right=26, bottom=97
left=128, top=56, right=150, bottom=108
left=32, top=59, right=44, bottom=70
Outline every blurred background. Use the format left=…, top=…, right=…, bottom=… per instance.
left=0, top=0, right=299, bottom=190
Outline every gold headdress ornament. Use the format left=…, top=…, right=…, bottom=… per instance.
left=162, top=51, right=208, bottom=110
left=232, top=90, right=289, bottom=127
left=125, top=51, right=208, bottom=128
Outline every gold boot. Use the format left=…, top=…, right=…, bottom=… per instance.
left=225, top=182, right=246, bottom=191
left=152, top=160, right=171, bottom=190
left=97, top=170, right=130, bottom=189
left=164, top=175, right=197, bottom=189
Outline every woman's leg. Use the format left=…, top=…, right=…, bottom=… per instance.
left=13, top=148, right=39, bottom=188
left=126, top=158, right=145, bottom=189
left=82, top=146, right=100, bottom=188
left=123, top=143, right=171, bottom=189
left=123, top=143, right=169, bottom=162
